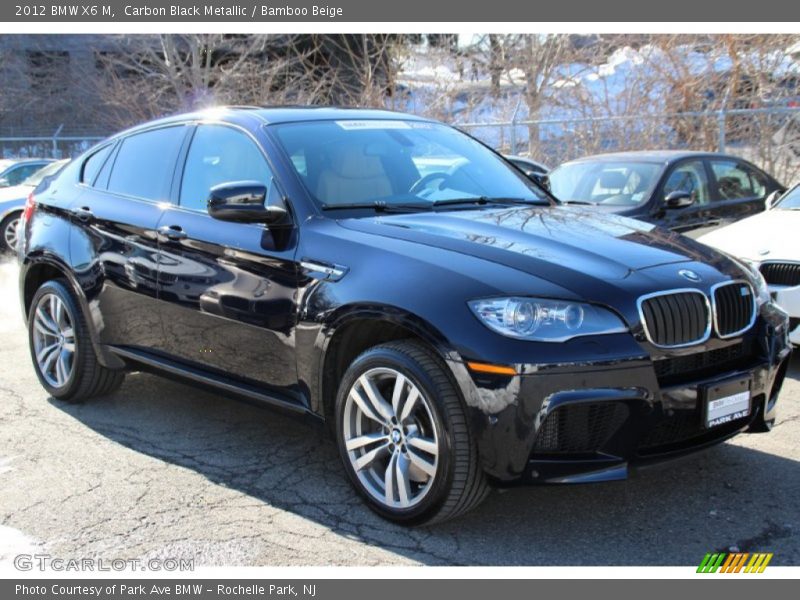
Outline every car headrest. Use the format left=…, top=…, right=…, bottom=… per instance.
left=331, top=146, right=387, bottom=179
left=599, top=170, right=627, bottom=189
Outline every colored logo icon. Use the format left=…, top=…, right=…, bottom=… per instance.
left=697, top=552, right=773, bottom=573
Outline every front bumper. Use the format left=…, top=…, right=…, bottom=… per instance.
left=458, top=306, right=792, bottom=484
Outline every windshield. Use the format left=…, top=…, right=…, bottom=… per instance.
left=549, top=160, right=662, bottom=207
left=271, top=120, right=548, bottom=210
left=23, top=159, right=67, bottom=186
left=775, top=184, right=800, bottom=209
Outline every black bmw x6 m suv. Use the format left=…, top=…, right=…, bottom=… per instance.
left=18, top=107, right=792, bottom=524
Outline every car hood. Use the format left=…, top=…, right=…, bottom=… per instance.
left=338, top=205, right=724, bottom=285
left=699, top=209, right=800, bottom=262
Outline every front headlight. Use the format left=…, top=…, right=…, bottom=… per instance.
left=468, top=297, right=628, bottom=342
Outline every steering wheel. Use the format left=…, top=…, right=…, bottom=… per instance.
left=410, top=172, right=453, bottom=195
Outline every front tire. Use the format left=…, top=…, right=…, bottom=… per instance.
left=335, top=340, right=489, bottom=525
left=28, top=279, right=124, bottom=402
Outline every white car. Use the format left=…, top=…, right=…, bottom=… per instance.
left=700, top=184, right=800, bottom=346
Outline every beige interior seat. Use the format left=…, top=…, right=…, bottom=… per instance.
left=317, top=146, right=393, bottom=205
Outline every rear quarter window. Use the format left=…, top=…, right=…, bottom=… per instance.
left=81, top=144, right=114, bottom=186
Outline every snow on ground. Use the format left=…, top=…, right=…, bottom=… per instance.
left=0, top=525, right=42, bottom=565
left=394, top=41, right=800, bottom=157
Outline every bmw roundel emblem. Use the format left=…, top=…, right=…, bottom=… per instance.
left=679, top=269, right=702, bottom=282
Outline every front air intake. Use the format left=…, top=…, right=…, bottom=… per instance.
left=532, top=402, right=629, bottom=455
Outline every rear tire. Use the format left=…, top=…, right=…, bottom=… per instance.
left=28, top=279, right=124, bottom=403
left=335, top=340, right=489, bottom=525
left=0, top=212, right=21, bottom=254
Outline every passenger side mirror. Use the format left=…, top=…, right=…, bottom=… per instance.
left=530, top=173, right=550, bottom=191
left=664, top=190, right=694, bottom=209
left=765, top=190, right=782, bottom=210
left=207, top=181, right=288, bottom=224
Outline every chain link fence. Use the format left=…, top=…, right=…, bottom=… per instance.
left=0, top=126, right=105, bottom=160
left=458, top=106, right=800, bottom=185
left=2, top=107, right=800, bottom=186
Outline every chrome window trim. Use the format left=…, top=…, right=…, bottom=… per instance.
left=711, top=279, right=757, bottom=339
left=637, top=288, right=712, bottom=349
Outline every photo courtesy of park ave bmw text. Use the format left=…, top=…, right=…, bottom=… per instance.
left=0, top=0, right=800, bottom=595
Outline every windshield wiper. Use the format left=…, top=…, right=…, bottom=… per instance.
left=558, top=199, right=593, bottom=205
left=320, top=201, right=430, bottom=213
left=430, top=196, right=549, bottom=208
left=320, top=196, right=549, bottom=213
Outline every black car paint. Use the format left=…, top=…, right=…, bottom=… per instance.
left=555, top=152, right=784, bottom=236
left=18, top=108, right=792, bottom=486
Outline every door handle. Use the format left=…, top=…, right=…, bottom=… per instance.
left=157, top=225, right=187, bottom=242
left=71, top=206, right=94, bottom=222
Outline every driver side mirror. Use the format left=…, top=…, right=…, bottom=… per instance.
left=664, top=190, right=694, bottom=209
left=0, top=177, right=9, bottom=188
left=207, top=181, right=288, bottom=224
left=765, top=189, right=782, bottom=210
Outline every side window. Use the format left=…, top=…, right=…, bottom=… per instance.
left=107, top=126, right=187, bottom=201
left=710, top=160, right=757, bottom=200
left=7, top=164, right=42, bottom=185
left=94, top=145, right=117, bottom=190
left=81, top=144, right=114, bottom=186
left=179, top=125, right=272, bottom=212
left=663, top=160, right=710, bottom=205
left=743, top=164, right=767, bottom=197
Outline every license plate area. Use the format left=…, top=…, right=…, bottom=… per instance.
left=703, top=377, right=751, bottom=429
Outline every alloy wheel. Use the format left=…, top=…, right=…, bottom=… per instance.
left=3, top=217, right=19, bottom=251
left=32, top=293, right=76, bottom=388
left=342, top=367, right=440, bottom=509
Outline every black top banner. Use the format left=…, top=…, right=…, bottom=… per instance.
left=3, top=0, right=800, bottom=22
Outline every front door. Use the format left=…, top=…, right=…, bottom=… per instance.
left=153, top=123, right=301, bottom=397
left=657, top=159, right=715, bottom=237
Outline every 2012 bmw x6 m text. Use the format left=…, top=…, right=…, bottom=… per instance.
left=18, top=107, right=792, bottom=525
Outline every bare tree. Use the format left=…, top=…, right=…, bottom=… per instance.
left=90, top=34, right=406, bottom=130
left=91, top=35, right=306, bottom=128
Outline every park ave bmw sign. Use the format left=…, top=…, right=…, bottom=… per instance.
left=123, top=4, right=345, bottom=18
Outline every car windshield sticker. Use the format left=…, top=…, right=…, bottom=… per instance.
left=335, top=120, right=411, bottom=130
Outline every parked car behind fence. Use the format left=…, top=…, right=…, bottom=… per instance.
left=546, top=151, right=785, bottom=237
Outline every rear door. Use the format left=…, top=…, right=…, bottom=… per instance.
left=68, top=124, right=190, bottom=349
left=152, top=123, right=301, bottom=397
left=708, top=158, right=771, bottom=227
